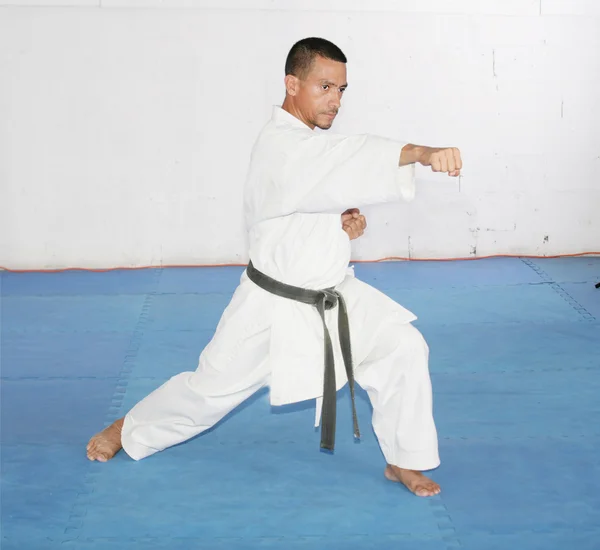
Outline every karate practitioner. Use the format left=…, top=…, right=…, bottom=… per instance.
left=87, top=37, right=463, bottom=498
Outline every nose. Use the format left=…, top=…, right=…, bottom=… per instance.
left=329, top=94, right=341, bottom=111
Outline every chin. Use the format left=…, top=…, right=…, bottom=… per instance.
left=316, top=120, right=334, bottom=130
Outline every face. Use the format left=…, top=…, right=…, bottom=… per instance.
left=286, top=55, right=348, bottom=130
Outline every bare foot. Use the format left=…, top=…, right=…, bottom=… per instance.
left=384, top=464, right=441, bottom=497
left=86, top=418, right=124, bottom=462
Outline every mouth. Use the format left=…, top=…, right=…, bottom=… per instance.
left=324, top=113, right=337, bottom=119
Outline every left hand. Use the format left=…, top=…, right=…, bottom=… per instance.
left=341, top=208, right=367, bottom=240
left=419, top=147, right=462, bottom=177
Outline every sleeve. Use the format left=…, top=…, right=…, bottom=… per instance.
left=279, top=132, right=416, bottom=213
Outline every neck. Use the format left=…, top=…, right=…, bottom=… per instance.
left=281, top=97, right=315, bottom=129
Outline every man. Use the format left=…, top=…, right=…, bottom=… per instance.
left=88, top=37, right=462, bottom=498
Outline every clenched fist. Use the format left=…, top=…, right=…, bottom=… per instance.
left=341, top=208, right=367, bottom=240
left=419, top=147, right=462, bottom=177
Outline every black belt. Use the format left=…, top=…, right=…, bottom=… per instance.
left=246, top=261, right=360, bottom=451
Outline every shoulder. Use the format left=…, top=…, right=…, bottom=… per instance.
left=252, top=121, right=315, bottom=159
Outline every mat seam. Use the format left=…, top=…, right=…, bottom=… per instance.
left=6, top=316, right=597, bottom=336
left=3, top=280, right=597, bottom=298
left=50, top=534, right=448, bottom=547
left=62, top=269, right=162, bottom=542
left=6, top=525, right=597, bottom=546
left=6, top=432, right=600, bottom=449
left=520, top=259, right=596, bottom=322
left=4, top=363, right=598, bottom=382
left=429, top=495, right=462, bottom=549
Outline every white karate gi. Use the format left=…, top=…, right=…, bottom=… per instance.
left=121, top=107, right=440, bottom=471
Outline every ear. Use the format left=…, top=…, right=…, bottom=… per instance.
left=284, top=74, right=299, bottom=96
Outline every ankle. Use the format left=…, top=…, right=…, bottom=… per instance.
left=112, top=417, right=125, bottom=433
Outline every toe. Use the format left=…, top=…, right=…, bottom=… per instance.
left=415, top=484, right=440, bottom=497
left=384, top=467, right=400, bottom=482
left=87, top=444, right=104, bottom=461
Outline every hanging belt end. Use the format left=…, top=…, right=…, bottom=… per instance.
left=320, top=441, right=335, bottom=452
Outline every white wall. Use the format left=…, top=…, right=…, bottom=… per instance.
left=1, top=0, right=599, bottom=269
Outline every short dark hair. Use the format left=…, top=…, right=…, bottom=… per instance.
left=285, top=37, right=347, bottom=79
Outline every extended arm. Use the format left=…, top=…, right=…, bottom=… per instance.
left=281, top=134, right=462, bottom=214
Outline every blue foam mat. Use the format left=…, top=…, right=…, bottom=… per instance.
left=128, top=329, right=213, bottom=379
left=353, top=257, right=542, bottom=289
left=423, top=321, right=600, bottom=373
left=1, top=257, right=599, bottom=550
left=433, top=369, right=600, bottom=439
left=1, top=379, right=118, bottom=444
left=1, top=535, right=450, bottom=550
left=554, top=282, right=600, bottom=319
left=76, top=443, right=437, bottom=539
left=0, top=269, right=159, bottom=296
left=1, top=331, right=133, bottom=379
left=156, top=266, right=245, bottom=294
left=460, top=530, right=600, bottom=550
left=526, top=257, right=600, bottom=284
left=147, top=293, right=232, bottom=331
left=395, top=283, right=586, bottom=325
left=1, top=444, right=90, bottom=541
left=436, top=437, right=600, bottom=534
left=2, top=295, right=147, bottom=332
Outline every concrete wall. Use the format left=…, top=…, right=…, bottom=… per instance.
left=1, top=0, right=599, bottom=269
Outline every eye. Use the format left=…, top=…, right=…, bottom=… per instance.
left=322, top=84, right=329, bottom=91
left=340, top=88, right=346, bottom=94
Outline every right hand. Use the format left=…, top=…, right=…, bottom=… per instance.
left=341, top=208, right=367, bottom=240
left=419, top=147, right=462, bottom=177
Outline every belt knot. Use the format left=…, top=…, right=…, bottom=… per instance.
left=320, top=289, right=339, bottom=311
